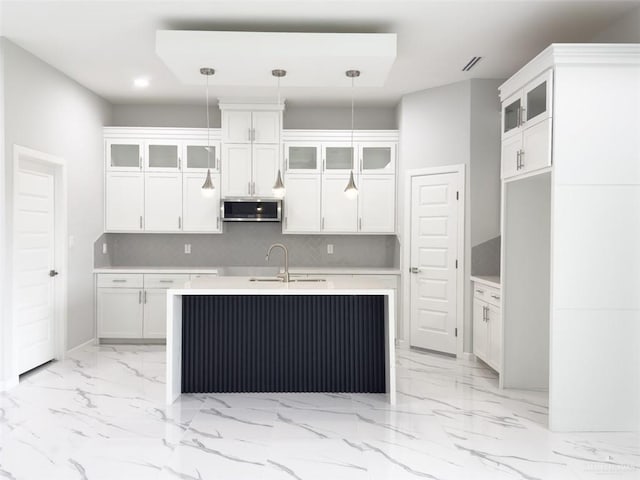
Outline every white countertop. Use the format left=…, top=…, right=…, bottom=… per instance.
left=168, top=276, right=395, bottom=295
left=470, top=275, right=501, bottom=289
left=94, top=266, right=401, bottom=275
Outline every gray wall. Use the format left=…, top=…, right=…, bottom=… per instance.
left=397, top=79, right=502, bottom=351
left=96, top=226, right=397, bottom=269
left=110, top=104, right=398, bottom=130
left=2, top=39, right=112, bottom=355
left=591, top=5, right=640, bottom=43
left=0, top=38, right=8, bottom=384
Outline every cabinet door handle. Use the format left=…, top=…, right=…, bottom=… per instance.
left=475, top=289, right=484, bottom=294
left=358, top=217, right=362, bottom=231
left=216, top=217, right=220, bottom=229
left=248, top=128, right=252, bottom=141
left=252, top=128, right=256, bottom=142
left=178, top=157, right=181, bottom=170
left=520, top=150, right=525, bottom=169
left=139, top=156, right=142, bottom=170
left=284, top=217, right=288, bottom=229
left=321, top=217, right=325, bottom=230
left=248, top=181, right=251, bottom=195
left=521, top=107, right=526, bottom=126
left=491, top=294, right=501, bottom=300
left=138, top=291, right=142, bottom=304
left=159, top=280, right=174, bottom=283
left=483, top=306, right=487, bottom=321
left=178, top=216, right=182, bottom=229
left=516, top=151, right=521, bottom=170
left=112, top=279, right=127, bottom=283
left=143, top=290, right=147, bottom=304
left=285, top=157, right=288, bottom=171
left=322, top=158, right=326, bottom=172
left=139, top=216, right=143, bottom=229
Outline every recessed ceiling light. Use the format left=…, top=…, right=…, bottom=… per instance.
left=133, top=77, right=150, bottom=88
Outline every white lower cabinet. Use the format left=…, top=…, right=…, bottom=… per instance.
left=472, top=281, right=502, bottom=373
left=97, top=288, right=143, bottom=338
left=182, top=173, right=221, bottom=232
left=96, top=273, right=191, bottom=340
left=105, top=172, right=144, bottom=231
left=321, top=175, right=358, bottom=232
left=283, top=175, right=321, bottom=232
left=144, top=173, right=182, bottom=232
left=358, top=175, right=395, bottom=233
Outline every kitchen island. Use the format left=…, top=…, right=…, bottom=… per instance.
left=166, top=276, right=396, bottom=405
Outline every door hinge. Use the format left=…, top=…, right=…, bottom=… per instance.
left=455, top=327, right=458, bottom=337
left=456, top=191, right=459, bottom=200
left=455, top=260, right=458, bottom=269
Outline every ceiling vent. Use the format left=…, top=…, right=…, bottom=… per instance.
left=462, top=56, right=482, bottom=72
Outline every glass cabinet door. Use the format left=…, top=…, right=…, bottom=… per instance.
left=147, top=142, right=180, bottom=171
left=184, top=142, right=219, bottom=171
left=323, top=145, right=354, bottom=171
left=360, top=144, right=395, bottom=174
left=285, top=144, right=319, bottom=172
left=524, top=69, right=552, bottom=127
left=503, top=95, right=522, bottom=136
left=107, top=141, right=142, bottom=170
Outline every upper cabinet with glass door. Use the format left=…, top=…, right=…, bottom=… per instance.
left=358, top=143, right=396, bottom=174
left=145, top=141, right=182, bottom=172
left=284, top=143, right=321, bottom=173
left=106, top=140, right=143, bottom=171
left=502, top=69, right=553, bottom=139
left=322, top=143, right=354, bottom=172
left=183, top=140, right=221, bottom=173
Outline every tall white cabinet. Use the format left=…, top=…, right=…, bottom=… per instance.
left=499, top=44, right=640, bottom=432
left=219, top=103, right=283, bottom=197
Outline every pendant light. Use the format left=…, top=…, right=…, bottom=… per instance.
left=271, top=69, right=286, bottom=198
left=200, top=67, right=216, bottom=198
left=344, top=69, right=360, bottom=199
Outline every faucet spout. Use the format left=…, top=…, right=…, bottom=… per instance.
left=266, top=243, right=289, bottom=282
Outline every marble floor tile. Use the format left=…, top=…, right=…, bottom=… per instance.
left=0, top=344, right=638, bottom=480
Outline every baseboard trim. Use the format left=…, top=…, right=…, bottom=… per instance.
left=66, top=338, right=96, bottom=354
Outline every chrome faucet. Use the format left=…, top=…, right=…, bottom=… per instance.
left=266, top=243, right=290, bottom=282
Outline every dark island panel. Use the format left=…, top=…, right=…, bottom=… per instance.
left=181, top=295, right=386, bottom=393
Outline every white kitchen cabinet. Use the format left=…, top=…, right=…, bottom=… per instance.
left=105, top=172, right=144, bottom=231
left=321, top=175, right=358, bottom=232
left=501, top=133, right=522, bottom=179
left=358, top=143, right=396, bottom=174
left=143, top=290, right=169, bottom=338
left=283, top=175, right=321, bottom=233
left=502, top=69, right=552, bottom=140
left=183, top=140, right=220, bottom=172
left=106, top=140, right=143, bottom=171
left=144, top=173, right=182, bottom=232
left=221, top=144, right=252, bottom=196
left=252, top=144, right=280, bottom=196
left=97, top=287, right=143, bottom=338
left=322, top=143, right=354, bottom=172
left=145, top=140, right=181, bottom=172
left=284, top=143, right=321, bottom=173
left=521, top=118, right=552, bottom=174
left=182, top=173, right=221, bottom=232
left=222, top=110, right=280, bottom=144
left=358, top=175, right=395, bottom=233
left=472, top=281, right=501, bottom=373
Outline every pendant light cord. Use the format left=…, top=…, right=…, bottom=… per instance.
left=351, top=75, right=355, bottom=165
left=206, top=72, right=211, bottom=170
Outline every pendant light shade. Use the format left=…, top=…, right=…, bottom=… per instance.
left=344, top=69, right=360, bottom=198
left=200, top=67, right=216, bottom=196
left=272, top=69, right=287, bottom=198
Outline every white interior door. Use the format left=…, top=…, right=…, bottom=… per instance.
left=14, top=165, right=57, bottom=374
left=409, top=172, right=460, bottom=354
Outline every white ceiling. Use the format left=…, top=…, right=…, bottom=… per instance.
left=1, top=0, right=638, bottom=106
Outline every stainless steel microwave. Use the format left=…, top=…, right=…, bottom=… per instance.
left=221, top=198, right=282, bottom=222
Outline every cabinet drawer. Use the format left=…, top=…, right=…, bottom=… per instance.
left=190, top=273, right=218, bottom=281
left=97, top=274, right=143, bottom=288
left=144, top=274, right=191, bottom=289
left=473, top=283, right=501, bottom=306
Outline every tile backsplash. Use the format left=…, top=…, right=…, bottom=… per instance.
left=95, top=222, right=398, bottom=269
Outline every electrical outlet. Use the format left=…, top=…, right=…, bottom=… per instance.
left=184, top=244, right=191, bottom=254
left=102, top=243, right=107, bottom=254
left=327, top=244, right=334, bottom=255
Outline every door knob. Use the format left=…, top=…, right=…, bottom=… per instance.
left=410, top=267, right=420, bottom=274
left=49, top=270, right=59, bottom=277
